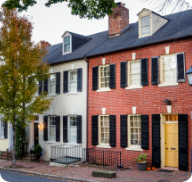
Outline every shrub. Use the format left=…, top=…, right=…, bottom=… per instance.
left=34, top=145, right=42, bottom=154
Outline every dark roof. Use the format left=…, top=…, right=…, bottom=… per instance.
left=45, top=9, right=192, bottom=65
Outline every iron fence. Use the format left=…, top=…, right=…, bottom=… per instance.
left=51, top=144, right=82, bottom=164
left=82, top=148, right=122, bottom=167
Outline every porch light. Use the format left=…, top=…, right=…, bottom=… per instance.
left=164, top=99, right=172, bottom=113
left=186, top=65, right=192, bottom=86
left=38, top=124, right=43, bottom=129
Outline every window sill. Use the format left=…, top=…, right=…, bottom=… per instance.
left=66, top=92, right=78, bottom=95
left=126, top=147, right=143, bottom=151
left=97, top=144, right=111, bottom=149
left=97, top=88, right=111, bottom=92
left=126, top=86, right=143, bottom=90
left=158, top=83, right=178, bottom=87
left=65, top=142, right=80, bottom=146
left=47, top=94, right=57, bottom=97
left=46, top=141, right=58, bottom=144
left=0, top=138, right=5, bottom=140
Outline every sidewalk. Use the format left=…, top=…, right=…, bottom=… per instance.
left=0, top=159, right=190, bottom=182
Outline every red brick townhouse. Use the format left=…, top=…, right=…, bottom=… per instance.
left=86, top=3, right=192, bottom=171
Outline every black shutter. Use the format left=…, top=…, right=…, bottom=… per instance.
left=110, top=115, right=116, bottom=147
left=152, top=114, right=160, bottom=168
left=141, top=58, right=148, bottom=86
left=120, top=62, right=127, bottom=88
left=43, top=116, right=48, bottom=141
left=92, top=115, right=98, bottom=145
left=39, top=81, right=42, bottom=95
left=77, top=68, right=82, bottom=92
left=77, top=115, right=82, bottom=143
left=56, top=72, right=60, bottom=94
left=151, top=57, right=159, bottom=85
left=63, top=71, right=68, bottom=93
left=120, top=115, right=127, bottom=148
left=4, top=121, right=7, bottom=139
left=109, top=64, right=116, bottom=89
left=92, top=66, right=98, bottom=90
left=63, top=116, right=68, bottom=142
left=141, top=115, right=149, bottom=150
left=56, top=116, right=60, bottom=142
left=44, top=79, right=48, bottom=93
left=178, top=114, right=188, bottom=171
left=177, top=53, right=186, bottom=83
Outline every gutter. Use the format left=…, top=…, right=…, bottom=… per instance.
left=86, top=35, right=192, bottom=58
left=85, top=57, right=89, bottom=150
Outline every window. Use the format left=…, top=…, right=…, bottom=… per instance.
left=99, top=116, right=110, bottom=145
left=160, top=54, right=177, bottom=84
left=69, top=116, right=77, bottom=142
left=69, top=70, right=77, bottom=92
left=128, top=115, right=141, bottom=149
left=0, top=118, right=4, bottom=138
left=49, top=74, right=56, bottom=94
left=141, top=16, right=150, bottom=36
left=49, top=117, right=56, bottom=141
left=165, top=114, right=178, bottom=122
left=128, top=60, right=141, bottom=87
left=64, top=36, right=70, bottom=53
left=99, top=65, right=109, bottom=89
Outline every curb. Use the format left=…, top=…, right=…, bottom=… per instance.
left=0, top=167, right=99, bottom=182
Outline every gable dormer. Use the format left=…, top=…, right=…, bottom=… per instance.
left=62, top=31, right=91, bottom=55
left=138, top=8, right=168, bottom=38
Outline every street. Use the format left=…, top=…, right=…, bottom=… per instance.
left=0, top=170, right=72, bottom=182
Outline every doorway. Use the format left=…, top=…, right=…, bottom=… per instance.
left=34, top=123, right=39, bottom=146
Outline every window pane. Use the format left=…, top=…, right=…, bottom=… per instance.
left=100, top=116, right=110, bottom=144
left=70, top=117, right=77, bottom=126
left=100, top=65, right=109, bottom=88
left=64, top=36, right=70, bottom=52
left=130, top=61, right=141, bottom=86
left=130, top=116, right=141, bottom=146
left=70, top=70, right=77, bottom=92
left=50, top=74, right=56, bottom=94
left=49, top=117, right=56, bottom=141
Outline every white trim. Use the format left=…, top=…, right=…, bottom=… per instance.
left=66, top=92, right=78, bottom=95
left=126, top=147, right=143, bottom=151
left=46, top=141, right=57, bottom=144
left=158, top=83, right=178, bottom=87
left=164, top=121, right=178, bottom=124
left=66, top=142, right=79, bottom=146
left=62, top=33, right=72, bottom=55
left=69, top=70, right=77, bottom=93
left=97, top=144, right=111, bottom=149
left=47, top=94, right=57, bottom=97
left=97, top=88, right=111, bottom=92
left=165, top=46, right=170, bottom=54
left=126, top=86, right=143, bottom=90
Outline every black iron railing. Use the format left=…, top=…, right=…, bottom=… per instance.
left=82, top=148, right=122, bottom=167
left=51, top=144, right=82, bottom=164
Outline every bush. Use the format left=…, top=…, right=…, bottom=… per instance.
left=134, top=153, right=147, bottom=163
left=34, top=145, right=42, bottom=154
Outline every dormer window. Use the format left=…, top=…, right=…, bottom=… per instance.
left=64, top=36, right=70, bottom=53
left=141, top=16, right=150, bottom=36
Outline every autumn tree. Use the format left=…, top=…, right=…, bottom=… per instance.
left=2, top=0, right=116, bottom=19
left=0, top=7, right=53, bottom=165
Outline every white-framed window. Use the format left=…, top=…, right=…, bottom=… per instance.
left=141, top=16, right=151, bottom=36
left=69, top=70, right=77, bottom=92
left=127, top=115, right=142, bottom=150
left=69, top=116, right=77, bottom=142
left=128, top=60, right=141, bottom=87
left=160, top=54, right=177, bottom=84
left=49, top=74, right=56, bottom=94
left=64, top=36, right=71, bottom=53
left=99, top=115, right=110, bottom=145
left=49, top=116, right=56, bottom=141
left=0, top=118, right=4, bottom=138
left=99, top=65, right=110, bottom=89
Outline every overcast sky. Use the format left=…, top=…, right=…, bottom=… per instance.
left=0, top=0, right=191, bottom=45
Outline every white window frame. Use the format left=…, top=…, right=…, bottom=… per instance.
left=126, top=59, right=143, bottom=90
left=49, top=73, right=56, bottom=95
left=69, top=70, right=77, bottom=93
left=159, top=54, right=178, bottom=87
left=0, top=118, right=4, bottom=139
left=139, top=13, right=153, bottom=38
left=97, top=115, right=111, bottom=149
left=48, top=116, right=56, bottom=141
left=68, top=116, right=77, bottom=143
left=126, top=114, right=143, bottom=151
left=62, top=33, right=72, bottom=55
left=97, top=65, right=111, bottom=92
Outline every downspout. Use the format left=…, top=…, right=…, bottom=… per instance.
left=85, top=57, right=89, bottom=150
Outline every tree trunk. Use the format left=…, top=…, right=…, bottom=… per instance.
left=12, top=124, right=16, bottom=165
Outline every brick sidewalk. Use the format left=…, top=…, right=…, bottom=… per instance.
left=0, top=160, right=190, bottom=182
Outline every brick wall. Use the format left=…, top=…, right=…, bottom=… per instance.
left=108, top=2, right=129, bottom=36
left=88, top=38, right=192, bottom=169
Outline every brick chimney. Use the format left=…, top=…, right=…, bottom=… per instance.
left=37, top=41, right=51, bottom=48
left=108, top=2, right=129, bottom=37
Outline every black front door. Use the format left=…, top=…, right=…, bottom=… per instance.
left=34, top=123, right=39, bottom=146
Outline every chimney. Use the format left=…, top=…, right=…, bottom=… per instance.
left=37, top=41, right=51, bottom=48
left=108, top=2, right=129, bottom=37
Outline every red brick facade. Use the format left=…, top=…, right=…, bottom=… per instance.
left=88, top=38, right=192, bottom=170
left=108, top=2, right=129, bottom=36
